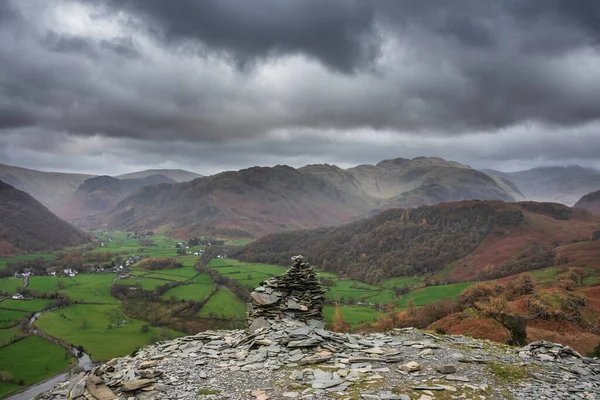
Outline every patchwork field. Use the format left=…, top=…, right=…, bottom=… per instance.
left=161, top=284, right=214, bottom=302
left=35, top=304, right=183, bottom=361
left=197, top=288, right=246, bottom=320
left=0, top=326, right=21, bottom=346
left=396, top=282, right=476, bottom=307
left=0, top=299, right=53, bottom=312
left=323, top=305, right=382, bottom=325
left=0, top=336, right=74, bottom=397
left=0, top=309, right=28, bottom=328
left=208, top=258, right=288, bottom=288
left=59, top=274, right=120, bottom=304
left=0, top=277, right=23, bottom=294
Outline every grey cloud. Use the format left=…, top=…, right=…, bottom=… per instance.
left=1, top=0, right=600, bottom=174
left=93, top=0, right=378, bottom=72
left=41, top=32, right=140, bottom=59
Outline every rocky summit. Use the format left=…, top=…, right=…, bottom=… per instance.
left=37, top=318, right=600, bottom=400
left=245, top=255, right=327, bottom=333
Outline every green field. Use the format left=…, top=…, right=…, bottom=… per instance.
left=0, top=327, right=21, bottom=346
left=326, top=280, right=380, bottom=301
left=28, top=276, right=76, bottom=293
left=0, top=310, right=29, bottom=328
left=208, top=258, right=288, bottom=288
left=0, top=382, right=20, bottom=398
left=0, top=278, right=23, bottom=294
left=161, top=284, right=214, bottom=302
left=0, top=299, right=53, bottom=312
left=198, top=288, right=246, bottom=320
left=323, top=305, right=382, bottom=325
left=35, top=304, right=182, bottom=361
left=59, top=274, right=119, bottom=304
left=0, top=335, right=74, bottom=396
left=397, top=282, right=476, bottom=307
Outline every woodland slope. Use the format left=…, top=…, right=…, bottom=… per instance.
left=236, top=200, right=600, bottom=284
left=0, top=180, right=90, bottom=256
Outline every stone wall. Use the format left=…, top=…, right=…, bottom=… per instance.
left=245, top=255, right=326, bottom=332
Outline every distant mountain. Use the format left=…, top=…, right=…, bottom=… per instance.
left=104, top=157, right=521, bottom=237
left=116, top=169, right=202, bottom=182
left=0, top=164, right=93, bottom=209
left=54, top=174, right=176, bottom=225
left=236, top=200, right=598, bottom=283
left=484, top=166, right=600, bottom=205
left=574, top=190, right=600, bottom=214
left=0, top=180, right=90, bottom=256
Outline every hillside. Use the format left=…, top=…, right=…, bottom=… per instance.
left=104, top=157, right=520, bottom=237
left=0, top=164, right=93, bottom=210
left=0, top=180, right=90, bottom=256
left=484, top=166, right=600, bottom=205
left=236, top=200, right=600, bottom=283
left=116, top=169, right=202, bottom=182
left=574, top=190, right=600, bottom=214
left=53, top=174, right=176, bottom=224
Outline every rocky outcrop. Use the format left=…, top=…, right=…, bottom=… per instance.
left=37, top=319, right=600, bottom=400
left=245, top=256, right=326, bottom=332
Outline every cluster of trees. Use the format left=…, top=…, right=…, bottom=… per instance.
left=187, top=237, right=225, bottom=246
left=473, top=244, right=556, bottom=281
left=195, top=263, right=250, bottom=302
left=238, top=203, right=525, bottom=284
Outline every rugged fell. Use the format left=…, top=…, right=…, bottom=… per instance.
left=54, top=175, right=176, bottom=225
left=0, top=180, right=90, bottom=256
left=105, top=157, right=521, bottom=238
left=484, top=166, right=600, bottom=206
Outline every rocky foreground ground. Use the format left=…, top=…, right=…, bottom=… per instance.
left=37, top=319, right=599, bottom=400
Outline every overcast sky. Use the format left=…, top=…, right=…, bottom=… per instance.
left=1, top=0, right=600, bottom=176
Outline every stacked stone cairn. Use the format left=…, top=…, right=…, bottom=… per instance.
left=246, top=255, right=327, bottom=333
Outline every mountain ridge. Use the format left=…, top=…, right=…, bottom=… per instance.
left=104, top=157, right=521, bottom=237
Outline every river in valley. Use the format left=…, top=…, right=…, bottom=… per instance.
left=5, top=312, right=93, bottom=400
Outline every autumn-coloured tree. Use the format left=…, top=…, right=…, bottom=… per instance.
left=406, top=297, right=416, bottom=317
left=332, top=303, right=350, bottom=333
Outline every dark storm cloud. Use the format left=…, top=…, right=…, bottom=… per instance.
left=94, top=0, right=378, bottom=72
left=1, top=0, right=600, bottom=174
